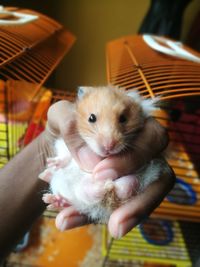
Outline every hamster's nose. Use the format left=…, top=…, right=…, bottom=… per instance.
left=103, top=140, right=117, bottom=152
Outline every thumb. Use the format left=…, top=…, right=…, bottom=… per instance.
left=63, top=119, right=102, bottom=172
left=47, top=100, right=102, bottom=171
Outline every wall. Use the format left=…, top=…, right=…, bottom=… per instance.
left=182, top=0, right=200, bottom=40
left=55, top=0, right=200, bottom=91
left=55, top=0, right=149, bottom=91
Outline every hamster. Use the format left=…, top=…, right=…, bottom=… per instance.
left=40, top=86, right=166, bottom=223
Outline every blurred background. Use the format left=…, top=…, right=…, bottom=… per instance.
left=1, top=1, right=200, bottom=266
left=1, top=0, right=200, bottom=90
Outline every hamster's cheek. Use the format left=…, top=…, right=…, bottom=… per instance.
left=114, top=175, right=139, bottom=200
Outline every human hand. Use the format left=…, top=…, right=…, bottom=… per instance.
left=43, top=100, right=103, bottom=229
left=107, top=163, right=175, bottom=238
left=92, top=118, right=175, bottom=238
left=43, top=100, right=175, bottom=238
left=45, top=100, right=102, bottom=170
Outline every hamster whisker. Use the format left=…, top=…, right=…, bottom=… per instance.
left=124, top=134, right=139, bottom=143
left=120, top=144, right=130, bottom=154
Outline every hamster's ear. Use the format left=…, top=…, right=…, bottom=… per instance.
left=77, top=86, right=93, bottom=99
left=126, top=90, right=159, bottom=116
left=140, top=98, right=160, bottom=116
left=126, top=90, right=142, bottom=103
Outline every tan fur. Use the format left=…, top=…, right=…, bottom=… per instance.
left=76, top=86, right=145, bottom=155
left=44, top=86, right=167, bottom=223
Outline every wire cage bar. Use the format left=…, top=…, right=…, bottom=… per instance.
left=103, top=34, right=200, bottom=267
left=0, top=7, right=75, bottom=168
left=8, top=34, right=200, bottom=266
left=2, top=20, right=200, bottom=265
left=102, top=218, right=200, bottom=267
left=106, top=34, right=200, bottom=223
left=107, top=35, right=200, bottom=100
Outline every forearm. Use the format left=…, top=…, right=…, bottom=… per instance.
left=0, top=132, right=51, bottom=259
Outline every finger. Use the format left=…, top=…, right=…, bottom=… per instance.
left=63, top=119, right=102, bottom=172
left=94, top=117, right=168, bottom=180
left=47, top=101, right=102, bottom=171
left=108, top=165, right=175, bottom=238
left=93, top=153, right=133, bottom=180
left=55, top=206, right=88, bottom=231
left=114, top=175, right=139, bottom=200
left=47, top=100, right=75, bottom=137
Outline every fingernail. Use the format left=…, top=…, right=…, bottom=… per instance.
left=58, top=219, right=68, bottom=232
left=56, top=216, right=86, bottom=231
left=94, top=169, right=118, bottom=181
left=117, top=218, right=139, bottom=239
left=78, top=146, right=101, bottom=171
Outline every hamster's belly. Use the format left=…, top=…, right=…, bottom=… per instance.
left=50, top=158, right=112, bottom=222
left=50, top=157, right=90, bottom=203
left=49, top=138, right=164, bottom=223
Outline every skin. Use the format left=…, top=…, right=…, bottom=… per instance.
left=0, top=132, right=50, bottom=260
left=46, top=100, right=175, bottom=237
left=0, top=100, right=175, bottom=260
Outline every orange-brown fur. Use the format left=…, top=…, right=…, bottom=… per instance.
left=76, top=86, right=145, bottom=155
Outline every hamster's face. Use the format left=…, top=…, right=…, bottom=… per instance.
left=76, top=87, right=145, bottom=157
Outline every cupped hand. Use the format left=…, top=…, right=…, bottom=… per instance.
left=44, top=100, right=102, bottom=231
left=107, top=162, right=175, bottom=238
left=44, top=100, right=175, bottom=238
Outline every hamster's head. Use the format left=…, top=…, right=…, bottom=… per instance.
left=76, top=86, right=155, bottom=157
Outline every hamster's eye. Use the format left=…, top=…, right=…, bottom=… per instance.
left=88, top=113, right=97, bottom=123
left=119, top=114, right=127, bottom=123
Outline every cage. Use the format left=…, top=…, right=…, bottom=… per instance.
left=102, top=218, right=200, bottom=267
left=0, top=6, right=75, bottom=168
left=102, top=34, right=200, bottom=266
left=106, top=34, right=200, bottom=222
left=2, top=9, right=200, bottom=266
left=7, top=34, right=200, bottom=266
left=102, top=219, right=191, bottom=267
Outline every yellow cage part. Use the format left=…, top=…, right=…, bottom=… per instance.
left=0, top=6, right=75, bottom=168
left=0, top=121, right=27, bottom=168
left=102, top=220, right=191, bottom=267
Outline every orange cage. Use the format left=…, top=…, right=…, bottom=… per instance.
left=102, top=34, right=200, bottom=267
left=0, top=7, right=75, bottom=167
left=106, top=35, right=200, bottom=222
left=1, top=9, right=200, bottom=265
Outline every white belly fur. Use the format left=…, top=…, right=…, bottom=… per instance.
left=49, top=139, right=163, bottom=223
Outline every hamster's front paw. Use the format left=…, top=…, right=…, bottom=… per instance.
left=39, top=155, right=71, bottom=183
left=47, top=156, right=71, bottom=169
left=42, top=193, right=70, bottom=210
